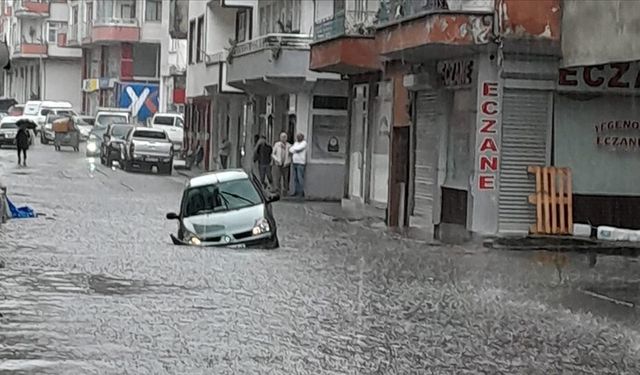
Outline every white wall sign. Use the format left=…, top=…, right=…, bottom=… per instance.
left=558, top=62, right=640, bottom=93
left=437, top=59, right=474, bottom=89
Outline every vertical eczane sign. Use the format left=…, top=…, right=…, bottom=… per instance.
left=477, top=81, right=500, bottom=190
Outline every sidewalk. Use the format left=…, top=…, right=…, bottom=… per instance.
left=485, top=235, right=640, bottom=257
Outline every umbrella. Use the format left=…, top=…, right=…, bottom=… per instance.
left=16, top=119, right=36, bottom=130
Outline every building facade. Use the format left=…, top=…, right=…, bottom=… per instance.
left=67, top=0, right=166, bottom=120
left=1, top=0, right=82, bottom=108
left=311, top=0, right=563, bottom=240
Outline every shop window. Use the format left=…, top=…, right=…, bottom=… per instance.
left=311, top=113, right=348, bottom=162
left=145, top=0, right=162, bottom=22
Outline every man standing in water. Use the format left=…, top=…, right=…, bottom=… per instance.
left=271, top=132, right=291, bottom=196
left=289, top=133, right=307, bottom=198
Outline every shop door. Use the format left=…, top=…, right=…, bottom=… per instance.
left=411, top=91, right=441, bottom=229
left=349, top=84, right=369, bottom=201
left=499, top=89, right=551, bottom=233
left=369, top=81, right=392, bottom=206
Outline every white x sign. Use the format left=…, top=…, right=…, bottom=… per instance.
left=125, top=86, right=150, bottom=117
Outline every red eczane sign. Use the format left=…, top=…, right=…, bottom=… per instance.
left=478, top=82, right=499, bottom=190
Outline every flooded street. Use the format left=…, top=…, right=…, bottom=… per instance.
left=1, top=145, right=639, bottom=374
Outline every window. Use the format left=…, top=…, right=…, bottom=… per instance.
left=259, top=0, right=300, bottom=35
left=188, top=19, right=195, bottom=64
left=145, top=0, right=162, bottom=21
left=85, top=3, right=92, bottom=23
left=196, top=16, right=204, bottom=63
left=133, top=130, right=166, bottom=140
left=47, top=22, right=64, bottom=44
left=235, top=10, right=248, bottom=43
left=133, top=43, right=160, bottom=77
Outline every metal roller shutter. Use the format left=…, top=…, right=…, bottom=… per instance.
left=412, top=91, right=441, bottom=228
left=499, top=89, right=551, bottom=233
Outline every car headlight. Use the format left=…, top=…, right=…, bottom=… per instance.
left=252, top=218, right=271, bottom=236
left=86, top=142, right=97, bottom=152
left=184, top=231, right=201, bottom=245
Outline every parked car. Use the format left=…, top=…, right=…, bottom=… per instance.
left=23, top=100, right=75, bottom=135
left=8, top=104, right=24, bottom=116
left=100, top=123, right=134, bottom=167
left=166, top=169, right=280, bottom=248
left=78, top=115, right=95, bottom=126
left=42, top=113, right=90, bottom=144
left=150, top=113, right=184, bottom=151
left=0, top=117, right=18, bottom=147
left=95, top=107, right=131, bottom=128
left=121, top=127, right=174, bottom=174
left=86, top=124, right=108, bottom=157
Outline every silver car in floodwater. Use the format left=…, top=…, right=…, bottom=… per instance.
left=166, top=170, right=280, bottom=249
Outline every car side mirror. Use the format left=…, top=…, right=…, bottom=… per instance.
left=166, top=212, right=179, bottom=220
left=267, top=194, right=280, bottom=203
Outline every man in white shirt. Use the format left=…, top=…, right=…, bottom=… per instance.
left=289, top=133, right=307, bottom=198
left=271, top=132, right=291, bottom=196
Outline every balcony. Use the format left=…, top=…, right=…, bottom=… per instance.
left=310, top=9, right=380, bottom=74
left=90, top=18, right=140, bottom=44
left=375, top=0, right=494, bottom=61
left=13, top=42, right=47, bottom=58
left=14, top=0, right=49, bottom=18
left=226, top=33, right=329, bottom=94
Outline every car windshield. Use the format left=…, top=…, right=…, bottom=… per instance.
left=133, top=130, right=166, bottom=140
left=111, top=125, right=132, bottom=138
left=182, top=179, right=262, bottom=217
left=1, top=122, right=17, bottom=129
left=97, top=114, right=127, bottom=127
left=153, top=116, right=176, bottom=126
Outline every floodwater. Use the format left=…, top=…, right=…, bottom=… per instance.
left=0, top=145, right=639, bottom=374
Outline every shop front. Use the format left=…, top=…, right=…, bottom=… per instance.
left=184, top=97, right=212, bottom=171
left=555, top=62, right=640, bottom=229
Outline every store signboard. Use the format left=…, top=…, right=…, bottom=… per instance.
left=558, top=62, right=640, bottom=93
left=437, top=59, right=474, bottom=89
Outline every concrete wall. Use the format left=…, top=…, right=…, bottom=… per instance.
left=497, top=0, right=561, bottom=41
left=43, top=59, right=82, bottom=109
left=50, top=2, right=70, bottom=21
left=206, top=2, right=236, bottom=55
left=562, top=0, right=640, bottom=67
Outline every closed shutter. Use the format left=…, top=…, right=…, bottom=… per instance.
left=499, top=89, right=551, bottom=233
left=412, top=91, right=441, bottom=228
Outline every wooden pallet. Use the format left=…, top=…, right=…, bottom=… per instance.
left=528, top=166, right=573, bottom=235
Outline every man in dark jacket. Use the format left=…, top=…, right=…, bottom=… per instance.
left=15, top=126, right=31, bottom=166
left=253, top=135, right=273, bottom=188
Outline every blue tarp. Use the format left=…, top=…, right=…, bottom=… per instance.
left=6, top=197, right=35, bottom=219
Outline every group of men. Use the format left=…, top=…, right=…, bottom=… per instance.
left=253, top=132, right=307, bottom=198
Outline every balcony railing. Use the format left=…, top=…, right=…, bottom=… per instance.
left=231, top=33, right=312, bottom=57
left=376, top=0, right=449, bottom=25
left=93, top=17, right=139, bottom=27
left=314, top=10, right=377, bottom=42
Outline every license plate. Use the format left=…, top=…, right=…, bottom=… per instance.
left=228, top=244, right=246, bottom=249
left=147, top=157, right=158, bottom=162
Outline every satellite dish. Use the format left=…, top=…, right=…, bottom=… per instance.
left=0, top=41, right=9, bottom=70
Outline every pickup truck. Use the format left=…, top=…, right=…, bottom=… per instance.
left=122, top=127, right=174, bottom=175
left=94, top=108, right=131, bottom=128
left=150, top=113, right=184, bottom=151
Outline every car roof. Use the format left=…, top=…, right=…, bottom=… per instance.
left=188, top=169, right=250, bottom=188
left=1, top=116, right=22, bottom=123
left=133, top=126, right=163, bottom=132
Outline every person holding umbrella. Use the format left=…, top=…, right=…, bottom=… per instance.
left=15, top=119, right=35, bottom=167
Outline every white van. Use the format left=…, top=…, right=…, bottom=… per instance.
left=23, top=100, right=75, bottom=134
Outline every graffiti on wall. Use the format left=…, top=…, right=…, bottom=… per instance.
left=116, top=82, right=159, bottom=122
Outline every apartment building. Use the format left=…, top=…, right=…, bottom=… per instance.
left=1, top=0, right=82, bottom=108
left=185, top=0, right=346, bottom=199
left=67, top=0, right=179, bottom=120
